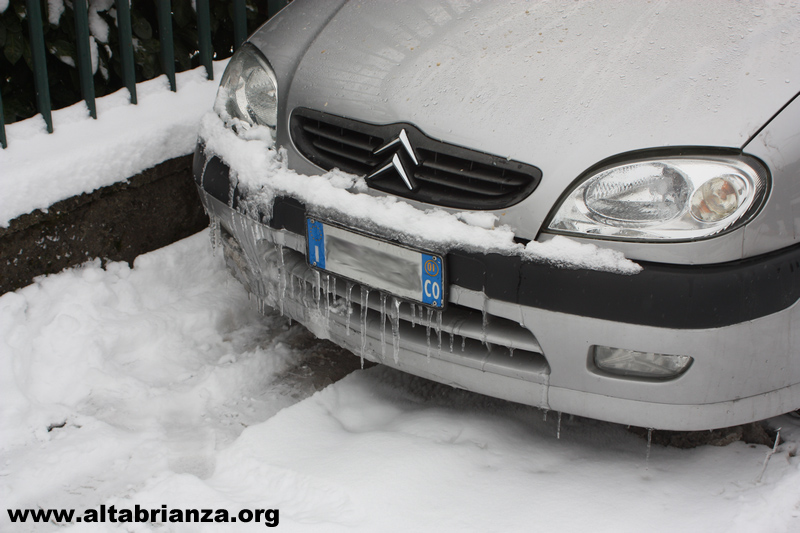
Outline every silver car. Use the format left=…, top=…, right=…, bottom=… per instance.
left=193, top=0, right=800, bottom=430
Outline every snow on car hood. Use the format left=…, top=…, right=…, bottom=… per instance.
left=287, top=0, right=800, bottom=172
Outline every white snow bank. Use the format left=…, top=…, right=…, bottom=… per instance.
left=199, top=113, right=642, bottom=275
left=202, top=368, right=800, bottom=533
left=1, top=232, right=798, bottom=532
left=0, top=231, right=311, bottom=527
left=0, top=61, right=227, bottom=228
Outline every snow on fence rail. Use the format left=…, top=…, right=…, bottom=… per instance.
left=0, top=0, right=287, bottom=149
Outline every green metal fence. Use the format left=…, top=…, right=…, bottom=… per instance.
left=0, top=0, right=288, bottom=149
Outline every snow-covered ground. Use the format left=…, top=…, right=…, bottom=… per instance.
left=1, top=231, right=800, bottom=532
left=2, top=47, right=800, bottom=533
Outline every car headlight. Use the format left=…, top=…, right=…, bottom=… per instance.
left=214, top=43, right=278, bottom=138
left=547, top=155, right=769, bottom=241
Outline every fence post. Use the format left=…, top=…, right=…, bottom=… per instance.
left=196, top=0, right=213, bottom=80
left=73, top=0, right=97, bottom=118
left=25, top=0, right=53, bottom=133
left=115, top=0, right=138, bottom=104
left=232, top=0, right=247, bottom=50
left=0, top=93, right=6, bottom=149
left=156, top=0, right=176, bottom=91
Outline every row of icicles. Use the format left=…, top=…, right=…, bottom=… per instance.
left=209, top=217, right=665, bottom=460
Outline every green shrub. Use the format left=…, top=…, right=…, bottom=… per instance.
left=1, top=0, right=266, bottom=124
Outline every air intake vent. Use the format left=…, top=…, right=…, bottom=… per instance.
left=290, top=108, right=541, bottom=210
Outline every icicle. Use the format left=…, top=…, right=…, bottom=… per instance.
left=328, top=276, right=337, bottom=331
left=313, top=270, right=322, bottom=309
left=509, top=347, right=515, bottom=358
left=756, top=427, right=781, bottom=483
left=461, top=336, right=466, bottom=352
left=345, top=282, right=353, bottom=336
left=540, top=372, right=550, bottom=410
left=277, top=244, right=286, bottom=316
left=324, top=274, right=331, bottom=329
left=542, top=409, right=548, bottom=422
left=228, top=177, right=237, bottom=208
left=449, top=333, right=454, bottom=353
left=359, top=287, right=370, bottom=368
left=209, top=218, right=221, bottom=251
left=380, top=293, right=387, bottom=357
left=436, top=310, right=443, bottom=358
left=480, top=347, right=490, bottom=372
left=481, top=296, right=489, bottom=345
left=425, top=308, right=433, bottom=359
left=556, top=412, right=562, bottom=439
left=410, top=303, right=416, bottom=327
left=646, top=428, right=653, bottom=468
left=392, top=298, right=401, bottom=364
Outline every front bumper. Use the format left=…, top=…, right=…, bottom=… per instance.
left=195, top=144, right=800, bottom=431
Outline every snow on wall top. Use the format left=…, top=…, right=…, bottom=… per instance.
left=0, top=62, right=227, bottom=228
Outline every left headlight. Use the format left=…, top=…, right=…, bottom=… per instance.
left=546, top=155, right=769, bottom=241
left=215, top=43, right=278, bottom=138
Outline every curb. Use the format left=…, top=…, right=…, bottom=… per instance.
left=0, top=155, right=208, bottom=294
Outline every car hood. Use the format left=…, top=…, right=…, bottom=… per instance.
left=287, top=0, right=800, bottom=176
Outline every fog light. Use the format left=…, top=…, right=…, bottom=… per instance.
left=593, top=346, right=693, bottom=379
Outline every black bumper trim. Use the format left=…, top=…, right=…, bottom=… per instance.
left=195, top=143, right=800, bottom=330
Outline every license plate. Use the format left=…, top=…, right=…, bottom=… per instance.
left=306, top=219, right=445, bottom=308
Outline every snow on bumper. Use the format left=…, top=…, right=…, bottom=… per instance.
left=194, top=115, right=800, bottom=430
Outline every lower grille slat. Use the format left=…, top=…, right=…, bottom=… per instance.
left=414, top=169, right=510, bottom=197
left=302, top=123, right=380, bottom=152
left=311, top=138, right=376, bottom=166
left=419, top=156, right=528, bottom=187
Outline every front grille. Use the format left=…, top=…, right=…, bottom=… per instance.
left=290, top=108, right=542, bottom=210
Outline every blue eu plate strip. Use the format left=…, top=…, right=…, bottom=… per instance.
left=307, top=219, right=326, bottom=269
left=421, top=254, right=443, bottom=307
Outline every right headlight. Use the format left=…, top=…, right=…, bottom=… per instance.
left=546, top=155, right=769, bottom=241
left=214, top=43, right=278, bottom=139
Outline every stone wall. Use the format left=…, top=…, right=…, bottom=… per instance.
left=0, top=155, right=208, bottom=294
